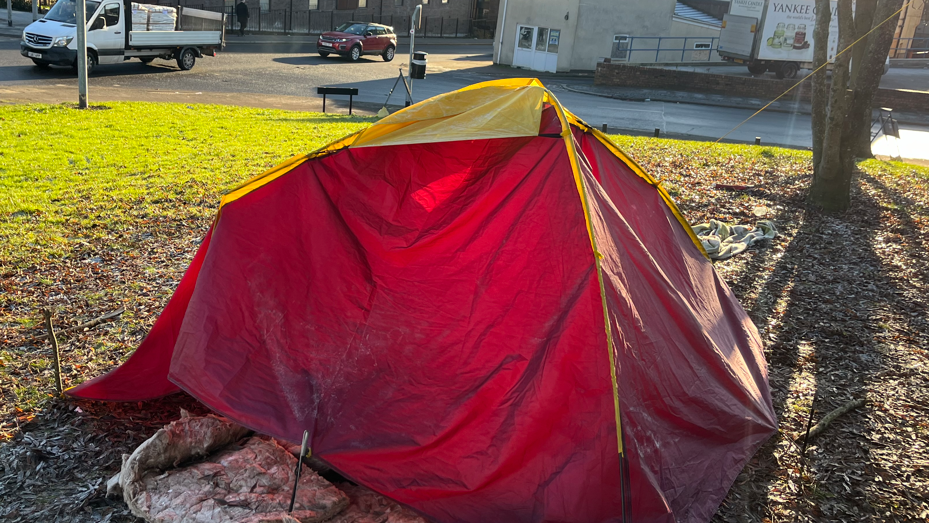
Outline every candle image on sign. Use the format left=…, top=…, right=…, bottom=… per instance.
left=757, top=0, right=840, bottom=62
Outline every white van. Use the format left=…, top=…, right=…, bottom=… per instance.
left=20, top=0, right=224, bottom=72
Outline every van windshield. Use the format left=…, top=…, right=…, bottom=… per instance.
left=45, top=0, right=101, bottom=24
left=334, top=22, right=366, bottom=35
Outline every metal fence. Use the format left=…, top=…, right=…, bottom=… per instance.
left=890, top=37, right=929, bottom=59
left=144, top=1, right=491, bottom=38
left=610, top=36, right=722, bottom=64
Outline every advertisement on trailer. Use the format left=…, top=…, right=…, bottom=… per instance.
left=730, top=0, right=765, bottom=19
left=757, top=0, right=840, bottom=62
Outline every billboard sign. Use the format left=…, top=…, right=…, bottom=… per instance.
left=730, top=0, right=765, bottom=19
left=757, top=0, right=840, bottom=62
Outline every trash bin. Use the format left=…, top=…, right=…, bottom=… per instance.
left=411, top=51, right=428, bottom=80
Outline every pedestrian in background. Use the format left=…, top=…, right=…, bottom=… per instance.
left=236, top=0, right=249, bottom=37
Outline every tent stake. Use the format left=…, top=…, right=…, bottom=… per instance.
left=41, top=309, right=63, bottom=396
left=288, top=430, right=309, bottom=513
left=800, top=406, right=815, bottom=458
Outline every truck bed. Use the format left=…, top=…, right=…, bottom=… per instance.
left=129, top=30, right=222, bottom=47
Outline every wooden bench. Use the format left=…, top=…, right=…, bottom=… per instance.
left=317, top=87, right=359, bottom=115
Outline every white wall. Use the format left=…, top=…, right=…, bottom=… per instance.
left=638, top=18, right=721, bottom=63
left=494, top=0, right=580, bottom=72
left=495, top=0, right=678, bottom=71
left=570, top=0, right=675, bottom=70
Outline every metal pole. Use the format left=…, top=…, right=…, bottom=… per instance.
left=76, top=0, right=89, bottom=108
left=408, top=4, right=420, bottom=99
left=495, top=0, right=507, bottom=63
left=33, top=0, right=39, bottom=22
left=7, top=0, right=12, bottom=27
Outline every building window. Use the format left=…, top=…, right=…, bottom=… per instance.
left=517, top=26, right=533, bottom=49
left=309, top=0, right=318, bottom=8
left=358, top=0, right=366, bottom=6
left=611, top=35, right=630, bottom=61
left=442, top=0, right=447, bottom=3
left=693, top=42, right=711, bottom=50
left=535, top=28, right=548, bottom=51
left=422, top=0, right=428, bottom=4
left=260, top=0, right=269, bottom=10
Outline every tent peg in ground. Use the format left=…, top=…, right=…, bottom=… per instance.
left=41, top=309, right=63, bottom=395
left=654, top=128, right=660, bottom=138
left=288, top=430, right=310, bottom=513
left=602, top=123, right=608, bottom=133
left=755, top=137, right=761, bottom=145
left=796, top=398, right=867, bottom=445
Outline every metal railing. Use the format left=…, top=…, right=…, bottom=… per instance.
left=889, top=37, right=929, bottom=59
left=609, top=36, right=722, bottom=64
left=145, top=1, right=491, bottom=37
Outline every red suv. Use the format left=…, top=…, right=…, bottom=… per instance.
left=317, top=22, right=397, bottom=62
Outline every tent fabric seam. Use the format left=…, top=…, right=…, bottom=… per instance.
left=545, top=89, right=626, bottom=461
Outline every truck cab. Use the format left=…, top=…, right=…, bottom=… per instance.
left=21, top=0, right=224, bottom=72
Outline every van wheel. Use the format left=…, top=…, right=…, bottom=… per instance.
left=382, top=45, right=395, bottom=62
left=349, top=45, right=361, bottom=62
left=776, top=62, right=799, bottom=79
left=747, top=62, right=766, bottom=75
left=177, top=48, right=196, bottom=70
left=73, top=50, right=97, bottom=75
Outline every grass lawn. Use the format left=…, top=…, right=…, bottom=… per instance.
left=1, top=102, right=928, bottom=522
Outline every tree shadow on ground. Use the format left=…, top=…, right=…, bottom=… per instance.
left=712, top=165, right=929, bottom=521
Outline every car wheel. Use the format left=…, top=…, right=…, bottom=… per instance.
left=318, top=51, right=330, bottom=57
left=383, top=45, right=395, bottom=62
left=32, top=59, right=50, bottom=68
left=349, top=45, right=361, bottom=62
left=176, top=48, right=196, bottom=71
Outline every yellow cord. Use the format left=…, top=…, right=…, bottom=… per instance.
left=714, top=0, right=913, bottom=144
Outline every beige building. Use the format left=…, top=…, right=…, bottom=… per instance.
left=493, top=0, right=724, bottom=72
left=890, top=0, right=928, bottom=59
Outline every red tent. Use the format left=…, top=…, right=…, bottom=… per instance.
left=70, top=79, right=776, bottom=522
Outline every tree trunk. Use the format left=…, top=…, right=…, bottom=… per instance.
left=810, top=0, right=831, bottom=172
left=809, top=0, right=855, bottom=211
left=809, top=0, right=904, bottom=212
left=846, top=0, right=905, bottom=158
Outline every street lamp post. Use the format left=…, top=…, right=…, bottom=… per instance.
left=33, top=0, right=38, bottom=22
left=76, top=0, right=88, bottom=108
left=7, top=0, right=12, bottom=27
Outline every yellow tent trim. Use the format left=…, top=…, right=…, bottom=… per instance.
left=546, top=88, right=625, bottom=457
left=218, top=131, right=361, bottom=211
left=568, top=116, right=708, bottom=259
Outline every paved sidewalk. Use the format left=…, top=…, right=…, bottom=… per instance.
left=559, top=83, right=929, bottom=127
left=0, top=9, right=38, bottom=38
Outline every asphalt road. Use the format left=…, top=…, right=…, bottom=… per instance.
left=2, top=36, right=927, bottom=153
